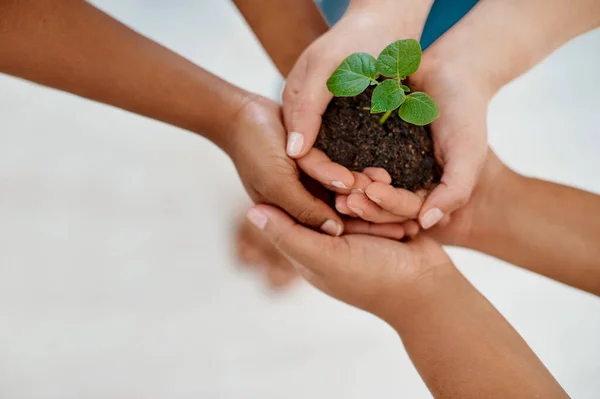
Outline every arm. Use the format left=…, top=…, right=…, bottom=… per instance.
left=390, top=256, right=568, bottom=398
left=464, top=164, right=600, bottom=296
left=427, top=0, right=600, bottom=94
left=0, top=0, right=345, bottom=234
left=232, top=0, right=328, bottom=77
left=246, top=205, right=568, bottom=398
left=0, top=0, right=245, bottom=153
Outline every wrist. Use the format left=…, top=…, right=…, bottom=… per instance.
left=462, top=166, right=524, bottom=251
left=204, top=87, right=255, bottom=156
left=380, top=258, right=459, bottom=332
left=426, top=0, right=600, bottom=95
left=345, top=0, right=434, bottom=40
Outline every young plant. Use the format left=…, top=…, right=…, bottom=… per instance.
left=326, top=39, right=439, bottom=126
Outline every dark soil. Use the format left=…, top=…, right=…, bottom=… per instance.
left=315, top=87, right=441, bottom=191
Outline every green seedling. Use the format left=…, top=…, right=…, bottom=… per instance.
left=326, top=39, right=439, bottom=126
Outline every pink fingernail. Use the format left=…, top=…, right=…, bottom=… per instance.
left=331, top=181, right=348, bottom=189
left=286, top=132, right=304, bottom=157
left=321, top=219, right=342, bottom=236
left=421, top=208, right=443, bottom=229
left=365, top=192, right=381, bottom=204
left=351, top=188, right=363, bottom=194
left=246, top=208, right=268, bottom=230
left=348, top=205, right=364, bottom=217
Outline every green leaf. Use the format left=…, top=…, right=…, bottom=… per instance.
left=326, top=52, right=378, bottom=97
left=376, top=39, right=422, bottom=78
left=401, top=84, right=411, bottom=93
left=398, top=92, right=439, bottom=126
left=371, top=79, right=406, bottom=113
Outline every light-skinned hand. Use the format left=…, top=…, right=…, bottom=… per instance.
left=283, top=0, right=434, bottom=193
left=339, top=149, right=507, bottom=245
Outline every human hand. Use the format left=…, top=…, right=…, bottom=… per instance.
left=282, top=0, right=434, bottom=191
left=405, top=46, right=491, bottom=229
left=339, top=150, right=510, bottom=247
left=245, top=203, right=451, bottom=321
left=228, top=95, right=345, bottom=235
left=235, top=216, right=298, bottom=289
left=331, top=40, right=494, bottom=229
left=233, top=160, right=388, bottom=289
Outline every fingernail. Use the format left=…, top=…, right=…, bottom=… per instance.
left=331, top=181, right=348, bottom=189
left=286, top=132, right=304, bottom=157
left=348, top=205, right=363, bottom=217
left=351, top=188, right=363, bottom=194
left=421, top=208, right=444, bottom=230
left=365, top=192, right=381, bottom=203
left=321, top=219, right=342, bottom=236
left=246, top=208, right=268, bottom=230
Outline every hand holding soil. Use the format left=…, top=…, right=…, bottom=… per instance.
left=316, top=39, right=441, bottom=192
left=285, top=20, right=490, bottom=229
left=228, top=95, right=344, bottom=236
left=282, top=1, right=433, bottom=193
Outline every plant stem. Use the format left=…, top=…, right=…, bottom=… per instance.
left=379, top=110, right=393, bottom=125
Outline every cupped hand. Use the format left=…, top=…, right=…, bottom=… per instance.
left=408, top=50, right=491, bottom=229
left=335, top=44, right=492, bottom=230
left=283, top=5, right=430, bottom=192
left=245, top=204, right=452, bottom=321
left=229, top=95, right=344, bottom=236
left=342, top=150, right=509, bottom=247
left=236, top=216, right=297, bottom=289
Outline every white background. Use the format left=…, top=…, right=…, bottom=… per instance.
left=0, top=1, right=599, bottom=397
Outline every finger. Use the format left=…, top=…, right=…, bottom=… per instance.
left=364, top=182, right=424, bottom=219
left=335, top=195, right=358, bottom=217
left=351, top=172, right=373, bottom=193
left=267, top=176, right=343, bottom=236
left=347, top=192, right=411, bottom=223
left=363, top=167, right=392, bottom=184
left=322, top=172, right=371, bottom=195
left=402, top=220, right=421, bottom=238
left=283, top=60, right=333, bottom=158
left=266, top=267, right=298, bottom=289
left=419, top=156, right=481, bottom=229
left=297, top=148, right=355, bottom=191
left=246, top=205, right=338, bottom=275
left=344, top=219, right=406, bottom=240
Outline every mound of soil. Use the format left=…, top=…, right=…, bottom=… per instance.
left=315, top=87, right=441, bottom=191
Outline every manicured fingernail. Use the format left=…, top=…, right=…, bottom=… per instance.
left=351, top=188, right=363, bottom=194
left=286, top=132, right=304, bottom=157
left=331, top=181, right=348, bottom=189
left=246, top=208, right=268, bottom=230
left=321, top=219, right=342, bottom=236
left=348, top=205, right=363, bottom=217
left=365, top=192, right=381, bottom=203
left=421, top=208, right=443, bottom=229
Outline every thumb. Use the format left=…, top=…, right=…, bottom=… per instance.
left=282, top=63, right=333, bottom=159
left=266, top=177, right=344, bottom=237
left=245, top=205, right=337, bottom=275
left=419, top=155, right=482, bottom=230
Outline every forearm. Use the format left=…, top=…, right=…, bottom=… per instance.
left=346, top=0, right=434, bottom=41
left=233, top=0, right=328, bottom=77
left=0, top=0, right=248, bottom=152
left=468, top=171, right=600, bottom=295
left=235, top=0, right=434, bottom=80
left=428, top=0, right=600, bottom=93
left=388, top=263, right=567, bottom=398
